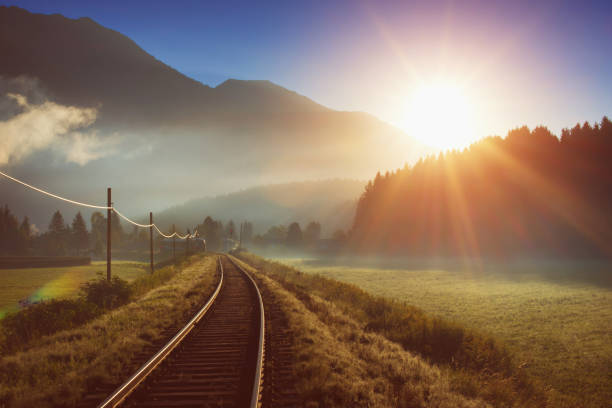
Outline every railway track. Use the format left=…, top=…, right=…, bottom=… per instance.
left=98, top=255, right=265, bottom=408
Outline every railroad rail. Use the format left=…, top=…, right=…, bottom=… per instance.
left=97, top=255, right=265, bottom=408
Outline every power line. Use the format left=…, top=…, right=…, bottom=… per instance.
left=0, top=170, right=197, bottom=240
left=0, top=170, right=111, bottom=210
left=113, top=207, right=153, bottom=228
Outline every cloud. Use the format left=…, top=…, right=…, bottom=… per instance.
left=0, top=88, right=117, bottom=166
left=61, top=132, right=120, bottom=166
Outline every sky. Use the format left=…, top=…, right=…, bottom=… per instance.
left=3, top=0, right=612, bottom=145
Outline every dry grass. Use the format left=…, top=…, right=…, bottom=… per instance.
left=0, top=254, right=219, bottom=407
left=278, top=257, right=612, bottom=408
left=232, top=254, right=490, bottom=408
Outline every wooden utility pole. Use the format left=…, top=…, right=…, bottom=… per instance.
left=186, top=229, right=190, bottom=256
left=107, top=188, right=111, bottom=281
left=172, top=224, right=176, bottom=262
left=239, top=222, right=243, bottom=248
left=150, top=212, right=154, bottom=274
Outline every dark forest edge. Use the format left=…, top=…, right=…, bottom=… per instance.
left=351, top=117, right=612, bottom=259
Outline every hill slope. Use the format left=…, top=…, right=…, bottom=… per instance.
left=0, top=6, right=427, bottom=229
left=155, top=179, right=365, bottom=235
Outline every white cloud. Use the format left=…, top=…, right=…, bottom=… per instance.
left=0, top=92, right=117, bottom=166
left=61, top=132, right=120, bottom=165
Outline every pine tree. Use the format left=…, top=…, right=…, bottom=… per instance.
left=90, top=211, right=106, bottom=257
left=0, top=205, right=20, bottom=255
left=110, top=211, right=123, bottom=249
left=71, top=212, right=89, bottom=256
left=18, top=216, right=31, bottom=255
left=47, top=210, right=67, bottom=255
left=286, top=222, right=303, bottom=247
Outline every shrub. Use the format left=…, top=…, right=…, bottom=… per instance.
left=0, top=299, right=100, bottom=353
left=81, top=276, right=133, bottom=309
left=0, top=256, right=198, bottom=356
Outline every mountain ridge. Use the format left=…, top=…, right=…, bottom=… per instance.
left=154, top=179, right=366, bottom=236
left=0, top=6, right=427, bottom=232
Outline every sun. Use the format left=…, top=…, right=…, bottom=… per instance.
left=404, top=80, right=477, bottom=150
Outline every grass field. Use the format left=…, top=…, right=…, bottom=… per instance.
left=277, top=257, right=612, bottom=407
left=0, top=261, right=148, bottom=318
left=0, top=254, right=219, bottom=407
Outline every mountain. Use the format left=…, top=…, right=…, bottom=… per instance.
left=154, top=179, right=366, bottom=236
left=0, top=6, right=428, bottom=230
left=0, top=5, right=334, bottom=127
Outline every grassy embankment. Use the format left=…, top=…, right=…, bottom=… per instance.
left=278, top=257, right=612, bottom=408
left=232, top=253, right=491, bottom=408
left=0, top=261, right=149, bottom=318
left=0, top=253, right=219, bottom=407
left=234, top=252, right=572, bottom=408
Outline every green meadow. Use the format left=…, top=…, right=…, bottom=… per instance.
left=0, top=261, right=148, bottom=318
left=278, top=258, right=612, bottom=407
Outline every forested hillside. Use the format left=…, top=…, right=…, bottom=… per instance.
left=352, top=117, right=612, bottom=258
left=155, top=179, right=364, bottom=236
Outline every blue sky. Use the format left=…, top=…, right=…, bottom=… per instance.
left=4, top=0, right=612, bottom=143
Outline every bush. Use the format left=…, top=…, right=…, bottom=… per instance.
left=0, top=257, right=197, bottom=356
left=81, top=276, right=133, bottom=309
left=0, top=299, right=100, bottom=353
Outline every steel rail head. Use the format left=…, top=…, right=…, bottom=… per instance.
left=97, top=256, right=225, bottom=408
left=227, top=254, right=266, bottom=408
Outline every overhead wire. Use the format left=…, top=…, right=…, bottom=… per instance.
left=0, top=170, right=198, bottom=240
left=0, top=170, right=112, bottom=210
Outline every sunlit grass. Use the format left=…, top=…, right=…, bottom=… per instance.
left=0, top=254, right=218, bottom=407
left=277, top=257, right=612, bottom=407
left=0, top=261, right=148, bottom=318
left=233, top=254, right=491, bottom=407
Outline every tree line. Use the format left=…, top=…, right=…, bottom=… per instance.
left=351, top=117, right=612, bottom=258
left=0, top=208, right=155, bottom=257
left=1, top=208, right=341, bottom=257
left=195, top=216, right=346, bottom=252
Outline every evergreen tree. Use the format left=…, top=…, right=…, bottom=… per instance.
left=71, top=212, right=89, bottom=256
left=90, top=212, right=106, bottom=257
left=263, top=225, right=287, bottom=244
left=286, top=222, right=303, bottom=247
left=18, top=216, right=32, bottom=255
left=201, top=216, right=220, bottom=250
left=0, top=205, right=20, bottom=255
left=47, top=210, right=67, bottom=255
left=110, top=211, right=123, bottom=249
left=351, top=116, right=612, bottom=257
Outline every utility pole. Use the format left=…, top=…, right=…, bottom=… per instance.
left=107, top=187, right=111, bottom=281
left=172, top=224, right=176, bottom=262
left=186, top=229, right=190, bottom=256
left=239, top=222, right=243, bottom=248
left=150, top=212, right=154, bottom=274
